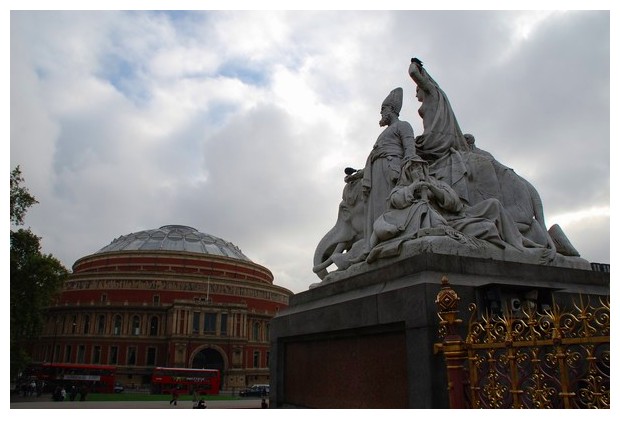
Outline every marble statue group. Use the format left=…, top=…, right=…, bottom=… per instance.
left=313, top=58, right=588, bottom=283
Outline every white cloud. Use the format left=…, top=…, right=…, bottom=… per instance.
left=10, top=10, right=611, bottom=293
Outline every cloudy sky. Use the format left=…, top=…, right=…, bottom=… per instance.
left=8, top=6, right=611, bottom=294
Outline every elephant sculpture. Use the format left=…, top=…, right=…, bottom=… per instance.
left=313, top=168, right=367, bottom=279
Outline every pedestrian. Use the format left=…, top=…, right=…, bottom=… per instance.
left=261, top=397, right=268, bottom=409
left=60, top=386, right=66, bottom=401
left=169, top=386, right=179, bottom=406
left=69, top=385, right=78, bottom=401
left=79, top=385, right=88, bottom=401
left=53, top=386, right=62, bottom=401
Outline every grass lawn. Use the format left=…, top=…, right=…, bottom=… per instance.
left=87, top=393, right=240, bottom=402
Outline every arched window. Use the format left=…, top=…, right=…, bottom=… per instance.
left=97, top=315, right=106, bottom=334
left=149, top=316, right=158, bottom=336
left=132, top=315, right=140, bottom=336
left=114, top=315, right=122, bottom=336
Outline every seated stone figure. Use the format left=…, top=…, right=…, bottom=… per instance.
left=368, top=158, right=454, bottom=247
left=367, top=158, right=540, bottom=263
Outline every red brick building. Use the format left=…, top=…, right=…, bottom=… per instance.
left=32, top=225, right=293, bottom=391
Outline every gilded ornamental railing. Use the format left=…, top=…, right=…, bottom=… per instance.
left=434, top=277, right=610, bottom=409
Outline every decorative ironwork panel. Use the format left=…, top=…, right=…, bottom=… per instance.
left=435, top=279, right=610, bottom=409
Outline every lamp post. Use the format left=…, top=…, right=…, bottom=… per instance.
left=186, top=337, right=192, bottom=368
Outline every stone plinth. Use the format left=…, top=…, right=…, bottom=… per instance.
left=269, top=254, right=609, bottom=408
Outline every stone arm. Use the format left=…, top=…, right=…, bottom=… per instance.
left=389, top=183, right=419, bottom=209
left=425, top=179, right=464, bottom=213
left=396, top=120, right=417, bottom=162
left=388, top=177, right=462, bottom=213
left=408, top=61, right=434, bottom=93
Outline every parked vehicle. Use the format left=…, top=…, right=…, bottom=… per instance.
left=113, top=383, right=124, bottom=393
left=239, top=384, right=269, bottom=397
left=31, top=363, right=118, bottom=393
left=151, top=367, right=221, bottom=395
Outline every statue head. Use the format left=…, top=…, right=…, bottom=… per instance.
left=380, top=87, right=403, bottom=126
left=382, top=87, right=403, bottom=114
left=415, top=86, right=424, bottom=102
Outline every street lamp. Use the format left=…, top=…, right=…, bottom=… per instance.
left=186, top=338, right=192, bottom=368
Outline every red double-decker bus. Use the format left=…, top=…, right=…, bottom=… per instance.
left=151, top=367, right=221, bottom=395
left=35, top=363, right=118, bottom=393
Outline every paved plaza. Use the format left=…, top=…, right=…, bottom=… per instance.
left=10, top=395, right=264, bottom=409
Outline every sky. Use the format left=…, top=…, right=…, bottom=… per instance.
left=4, top=2, right=616, bottom=426
left=8, top=5, right=612, bottom=296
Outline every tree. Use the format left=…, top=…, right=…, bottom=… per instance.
left=10, top=165, right=38, bottom=226
left=10, top=166, right=68, bottom=381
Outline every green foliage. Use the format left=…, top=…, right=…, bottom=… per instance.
left=10, top=165, right=38, bottom=226
left=10, top=166, right=68, bottom=381
left=10, top=229, right=68, bottom=336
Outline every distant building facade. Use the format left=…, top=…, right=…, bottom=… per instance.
left=31, top=225, right=293, bottom=391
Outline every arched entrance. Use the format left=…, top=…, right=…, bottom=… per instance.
left=190, top=347, right=225, bottom=374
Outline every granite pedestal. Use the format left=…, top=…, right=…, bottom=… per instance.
left=269, top=253, right=609, bottom=408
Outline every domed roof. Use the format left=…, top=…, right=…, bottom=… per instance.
left=95, top=225, right=251, bottom=261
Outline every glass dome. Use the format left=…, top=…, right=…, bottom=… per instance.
left=95, top=225, right=251, bottom=261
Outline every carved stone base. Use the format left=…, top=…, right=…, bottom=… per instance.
left=313, top=235, right=591, bottom=288
left=269, top=253, right=608, bottom=408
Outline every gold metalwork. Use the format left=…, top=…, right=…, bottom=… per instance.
left=436, top=276, right=462, bottom=340
left=434, top=279, right=610, bottom=409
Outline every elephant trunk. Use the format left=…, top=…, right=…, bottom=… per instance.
left=313, top=226, right=354, bottom=280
